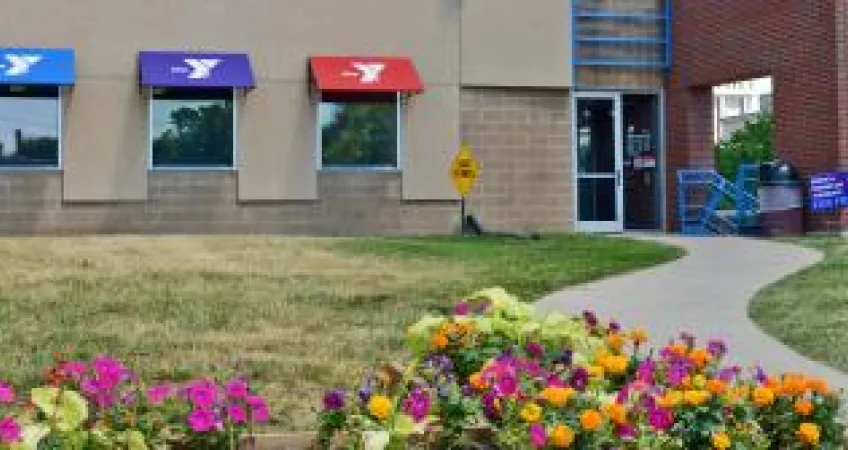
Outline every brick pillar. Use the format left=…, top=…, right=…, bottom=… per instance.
left=836, top=0, right=848, bottom=228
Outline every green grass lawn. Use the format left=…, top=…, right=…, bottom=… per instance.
left=750, top=236, right=848, bottom=373
left=0, top=234, right=681, bottom=430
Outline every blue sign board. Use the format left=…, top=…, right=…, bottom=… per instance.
left=810, top=172, right=848, bottom=212
left=0, top=48, right=75, bottom=86
left=139, top=51, right=255, bottom=89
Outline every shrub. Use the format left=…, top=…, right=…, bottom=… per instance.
left=715, top=113, right=775, bottom=181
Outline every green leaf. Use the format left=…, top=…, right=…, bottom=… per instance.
left=30, top=387, right=89, bottom=432
left=126, top=429, right=149, bottom=450
left=8, top=424, right=49, bottom=450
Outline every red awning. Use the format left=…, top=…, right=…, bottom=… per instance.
left=309, top=56, right=424, bottom=94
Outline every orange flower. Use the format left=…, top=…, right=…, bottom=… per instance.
left=588, top=365, right=605, bottom=380
left=670, top=343, right=688, bottom=358
left=430, top=332, right=449, bottom=350
left=580, top=410, right=603, bottom=431
left=469, top=372, right=489, bottom=390
left=550, top=424, right=575, bottom=448
left=712, top=431, right=731, bottom=449
left=794, top=399, right=814, bottom=416
left=752, top=387, right=775, bottom=407
left=602, top=403, right=628, bottom=425
left=796, top=422, right=821, bottom=446
left=541, top=386, right=575, bottom=407
left=782, top=374, right=807, bottom=396
left=630, top=327, right=648, bottom=346
left=688, top=348, right=712, bottom=368
left=707, top=379, right=728, bottom=395
left=601, top=355, right=629, bottom=375
left=806, top=378, right=829, bottom=395
left=606, top=333, right=626, bottom=351
left=656, top=390, right=683, bottom=408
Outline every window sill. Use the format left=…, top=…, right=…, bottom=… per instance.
left=149, top=167, right=236, bottom=172
left=0, top=166, right=62, bottom=172
left=319, top=166, right=401, bottom=173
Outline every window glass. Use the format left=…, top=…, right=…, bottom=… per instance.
left=0, top=86, right=59, bottom=167
left=151, top=88, right=234, bottom=168
left=320, top=94, right=398, bottom=168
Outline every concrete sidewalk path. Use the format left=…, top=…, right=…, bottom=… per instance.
left=536, top=235, right=848, bottom=392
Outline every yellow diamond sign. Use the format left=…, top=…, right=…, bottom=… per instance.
left=450, top=143, right=480, bottom=198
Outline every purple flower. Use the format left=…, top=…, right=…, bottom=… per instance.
left=402, top=388, right=431, bottom=422
left=648, top=407, right=673, bottom=430
left=636, top=359, right=656, bottom=384
left=453, top=301, right=471, bottom=316
left=666, top=362, right=689, bottom=387
left=482, top=392, right=500, bottom=419
left=717, top=366, right=741, bottom=382
left=707, top=339, right=727, bottom=358
left=94, top=391, right=114, bottom=409
left=616, top=424, right=638, bottom=439
left=120, top=391, right=137, bottom=406
left=529, top=423, right=546, bottom=449
left=188, top=409, right=217, bottom=433
left=146, top=384, right=173, bottom=406
left=81, top=378, right=100, bottom=396
left=246, top=395, right=270, bottom=423
left=0, top=383, right=15, bottom=404
left=187, top=380, right=219, bottom=409
left=322, top=389, right=346, bottom=411
left=425, top=354, right=454, bottom=374
left=582, top=311, right=598, bottom=328
left=609, top=321, right=621, bottom=333
left=570, top=367, right=589, bottom=392
left=224, top=379, right=249, bottom=400
left=227, top=403, right=248, bottom=424
left=475, top=300, right=492, bottom=314
left=679, top=332, right=696, bottom=348
left=558, top=349, right=573, bottom=366
left=755, top=366, right=768, bottom=383
left=525, top=342, right=544, bottom=359
left=0, top=416, right=21, bottom=444
left=493, top=372, right=518, bottom=397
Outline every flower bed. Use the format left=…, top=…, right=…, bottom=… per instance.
left=317, top=288, right=846, bottom=449
left=0, top=356, right=269, bottom=449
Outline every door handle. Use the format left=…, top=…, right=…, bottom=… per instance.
left=616, top=170, right=622, bottom=187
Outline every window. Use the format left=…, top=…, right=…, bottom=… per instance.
left=0, top=85, right=60, bottom=168
left=319, top=93, right=399, bottom=169
left=150, top=88, right=234, bottom=168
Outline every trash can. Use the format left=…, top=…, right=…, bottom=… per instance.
left=758, top=160, right=804, bottom=236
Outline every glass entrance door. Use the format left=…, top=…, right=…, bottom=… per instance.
left=573, top=92, right=624, bottom=232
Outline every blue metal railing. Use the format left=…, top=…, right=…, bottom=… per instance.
left=677, top=164, right=761, bottom=236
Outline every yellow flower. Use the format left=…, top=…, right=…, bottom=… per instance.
left=712, top=431, right=731, bottom=450
left=669, top=342, right=688, bottom=357
left=656, top=390, right=683, bottom=408
left=693, top=375, right=707, bottom=389
left=683, top=390, right=711, bottom=406
left=580, top=409, right=603, bottom=431
left=752, top=387, right=775, bottom=407
left=796, top=422, right=821, bottom=446
left=588, top=365, right=605, bottom=379
left=519, top=402, right=543, bottom=423
left=602, top=403, right=627, bottom=425
left=795, top=399, right=814, bottom=416
left=606, top=333, right=626, bottom=351
left=368, top=395, right=393, bottom=421
left=430, top=332, right=448, bottom=350
left=550, top=424, right=575, bottom=448
left=601, top=355, right=629, bottom=375
left=541, top=386, right=575, bottom=407
left=630, top=327, right=648, bottom=346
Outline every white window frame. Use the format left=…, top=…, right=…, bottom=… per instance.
left=0, top=85, right=64, bottom=171
left=148, top=88, right=238, bottom=171
left=316, top=92, right=403, bottom=172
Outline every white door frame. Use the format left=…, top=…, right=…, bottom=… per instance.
left=572, top=91, right=624, bottom=233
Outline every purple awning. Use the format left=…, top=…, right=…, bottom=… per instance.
left=139, top=51, right=255, bottom=89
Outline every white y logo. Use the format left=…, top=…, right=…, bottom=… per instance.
left=352, top=63, right=385, bottom=84
left=183, top=58, right=221, bottom=79
left=1, top=55, right=42, bottom=76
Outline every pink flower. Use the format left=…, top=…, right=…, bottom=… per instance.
left=246, top=395, right=269, bottom=422
left=0, top=383, right=15, bottom=404
left=0, top=416, right=21, bottom=444
left=187, top=409, right=216, bottom=433
left=92, top=355, right=130, bottom=390
left=529, top=423, right=546, bottom=448
left=453, top=302, right=470, bottom=316
left=60, top=361, right=88, bottom=380
left=187, top=380, right=219, bottom=409
left=224, top=379, right=249, bottom=400
left=146, top=384, right=173, bottom=406
left=227, top=403, right=247, bottom=424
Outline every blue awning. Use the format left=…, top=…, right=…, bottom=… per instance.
left=139, top=51, right=255, bottom=89
left=0, top=48, right=75, bottom=86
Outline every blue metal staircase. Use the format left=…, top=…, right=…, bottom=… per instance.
left=677, top=164, right=761, bottom=236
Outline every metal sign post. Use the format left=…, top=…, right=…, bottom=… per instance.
left=450, top=143, right=480, bottom=235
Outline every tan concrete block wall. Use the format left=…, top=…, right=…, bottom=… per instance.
left=0, top=172, right=457, bottom=235
left=460, top=88, right=573, bottom=231
left=575, top=68, right=665, bottom=89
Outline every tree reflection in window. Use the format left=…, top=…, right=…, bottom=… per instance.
left=320, top=96, right=398, bottom=168
left=151, top=89, right=233, bottom=168
left=0, top=86, right=59, bottom=167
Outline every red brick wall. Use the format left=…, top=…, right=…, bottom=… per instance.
left=668, top=0, right=842, bottom=231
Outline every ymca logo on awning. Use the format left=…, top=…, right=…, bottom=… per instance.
left=0, top=48, right=75, bottom=86
left=310, top=56, right=423, bottom=94
left=139, top=51, right=255, bottom=89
